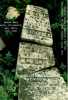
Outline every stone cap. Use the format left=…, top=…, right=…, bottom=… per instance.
left=21, top=5, right=53, bottom=46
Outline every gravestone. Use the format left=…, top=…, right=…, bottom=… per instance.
left=16, top=5, right=68, bottom=100
left=0, top=38, right=6, bottom=51
left=16, top=5, right=55, bottom=77
left=21, top=5, right=53, bottom=46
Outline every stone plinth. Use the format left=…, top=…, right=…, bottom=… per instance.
left=18, top=68, right=68, bottom=100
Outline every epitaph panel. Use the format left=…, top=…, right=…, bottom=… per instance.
left=16, top=42, right=55, bottom=76
left=18, top=68, right=68, bottom=100
left=21, top=5, right=53, bottom=46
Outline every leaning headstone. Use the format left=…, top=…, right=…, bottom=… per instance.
left=16, top=42, right=55, bottom=76
left=16, top=5, right=55, bottom=77
left=15, top=5, right=68, bottom=100
left=18, top=68, right=68, bottom=100
left=0, top=38, right=6, bottom=51
left=21, top=5, right=53, bottom=46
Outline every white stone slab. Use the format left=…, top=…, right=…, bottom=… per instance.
left=21, top=5, right=53, bottom=46
left=16, top=42, right=55, bottom=76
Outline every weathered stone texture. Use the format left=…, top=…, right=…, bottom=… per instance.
left=15, top=5, right=68, bottom=100
left=16, top=5, right=55, bottom=76
left=21, top=5, right=53, bottom=46
left=16, top=42, right=55, bottom=76
left=18, top=68, right=68, bottom=100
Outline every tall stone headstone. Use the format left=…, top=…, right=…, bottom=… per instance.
left=16, top=5, right=68, bottom=100
left=16, top=5, right=55, bottom=77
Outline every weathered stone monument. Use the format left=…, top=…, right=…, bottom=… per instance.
left=16, top=5, right=68, bottom=100
left=16, top=5, right=55, bottom=76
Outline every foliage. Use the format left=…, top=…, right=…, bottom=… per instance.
left=0, top=86, right=8, bottom=100
left=3, top=51, right=15, bottom=66
left=0, top=70, right=18, bottom=100
left=0, top=50, right=18, bottom=100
